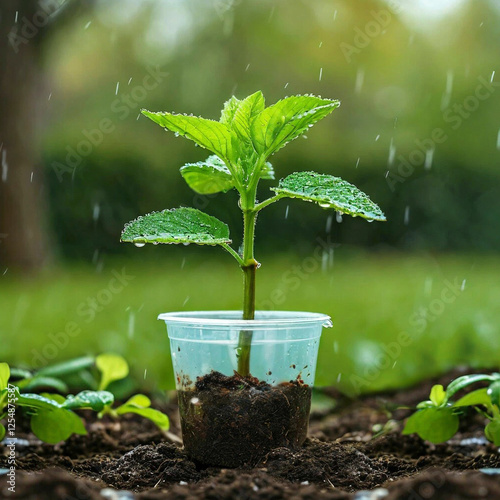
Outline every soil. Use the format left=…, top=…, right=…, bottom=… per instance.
left=2, top=367, right=500, bottom=499
left=177, top=371, right=312, bottom=467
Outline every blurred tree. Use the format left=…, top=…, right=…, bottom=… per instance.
left=0, top=0, right=91, bottom=270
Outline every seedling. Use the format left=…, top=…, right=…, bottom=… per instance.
left=403, top=372, right=500, bottom=445
left=0, top=355, right=169, bottom=444
left=121, top=92, right=386, bottom=376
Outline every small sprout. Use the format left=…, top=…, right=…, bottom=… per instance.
left=403, top=372, right=500, bottom=445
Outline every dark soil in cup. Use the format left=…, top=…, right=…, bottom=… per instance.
left=4, top=367, right=500, bottom=499
left=177, top=371, right=312, bottom=467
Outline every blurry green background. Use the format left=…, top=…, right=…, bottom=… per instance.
left=1, top=0, right=499, bottom=393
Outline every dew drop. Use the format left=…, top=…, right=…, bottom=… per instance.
left=134, top=242, right=146, bottom=248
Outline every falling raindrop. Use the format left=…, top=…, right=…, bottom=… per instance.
left=424, top=147, right=434, bottom=170
left=115, top=82, right=120, bottom=95
left=333, top=10, right=337, bottom=21
left=441, top=70, right=454, bottom=110
left=375, top=134, right=380, bottom=141
left=181, top=257, right=186, bottom=269
left=385, top=171, right=389, bottom=178
left=84, top=21, right=92, bottom=29
left=496, top=129, right=500, bottom=150
left=93, top=202, right=100, bottom=221
left=30, top=172, right=34, bottom=183
left=321, top=251, right=328, bottom=272
left=336, top=211, right=343, bottom=223
left=2, top=268, right=8, bottom=276
left=404, top=206, right=410, bottom=225
left=388, top=138, right=396, bottom=166
left=284, top=82, right=289, bottom=89
left=245, top=63, right=250, bottom=71
left=1, top=149, right=8, bottom=183
left=354, top=68, right=364, bottom=94
left=285, top=205, right=289, bottom=219
left=461, top=279, right=466, bottom=292
left=336, top=373, right=342, bottom=383
left=333, top=341, right=339, bottom=353
left=355, top=157, right=360, bottom=169
left=134, top=242, right=146, bottom=248
left=319, top=67, right=323, bottom=81
left=183, top=296, right=190, bottom=306
left=424, top=277, right=433, bottom=296
left=491, top=71, right=496, bottom=83
left=92, top=249, right=99, bottom=264
left=318, top=41, right=323, bottom=48
left=144, top=369, right=147, bottom=380
left=48, top=92, right=52, bottom=100
left=325, top=214, right=333, bottom=233
left=128, top=312, right=135, bottom=339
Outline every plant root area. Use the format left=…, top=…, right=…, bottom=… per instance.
left=2, top=368, right=500, bottom=500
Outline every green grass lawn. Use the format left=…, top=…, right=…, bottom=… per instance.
left=2, top=251, right=499, bottom=394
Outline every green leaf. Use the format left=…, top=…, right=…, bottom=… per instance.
left=121, top=394, right=151, bottom=408
left=0, top=423, right=5, bottom=441
left=272, top=171, right=386, bottom=221
left=41, top=393, right=66, bottom=405
left=31, top=408, right=86, bottom=444
left=62, top=390, right=114, bottom=412
left=0, top=363, right=9, bottom=391
left=485, top=418, right=500, bottom=446
left=18, top=376, right=68, bottom=393
left=116, top=405, right=170, bottom=430
left=446, top=374, right=496, bottom=399
left=220, top=96, right=242, bottom=126
left=96, top=353, right=129, bottom=391
left=9, top=368, right=32, bottom=380
left=141, top=110, right=232, bottom=160
left=225, top=91, right=266, bottom=142
left=429, top=384, right=447, bottom=406
left=16, top=392, right=62, bottom=411
left=250, top=95, right=340, bottom=157
left=36, top=356, right=95, bottom=378
left=488, top=381, right=500, bottom=407
left=180, top=156, right=234, bottom=195
left=454, top=388, right=492, bottom=408
left=403, top=408, right=459, bottom=443
left=121, top=207, right=231, bottom=246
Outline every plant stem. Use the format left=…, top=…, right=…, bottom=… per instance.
left=237, top=207, right=258, bottom=376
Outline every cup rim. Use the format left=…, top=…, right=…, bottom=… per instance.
left=158, top=310, right=332, bottom=328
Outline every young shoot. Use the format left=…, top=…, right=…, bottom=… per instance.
left=121, top=92, right=386, bottom=376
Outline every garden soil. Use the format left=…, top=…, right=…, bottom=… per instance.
left=2, top=367, right=500, bottom=500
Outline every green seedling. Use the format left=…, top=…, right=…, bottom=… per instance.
left=403, top=372, right=500, bottom=445
left=121, top=92, right=386, bottom=376
left=0, top=355, right=169, bottom=444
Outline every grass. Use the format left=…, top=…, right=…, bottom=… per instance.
left=2, top=250, right=500, bottom=394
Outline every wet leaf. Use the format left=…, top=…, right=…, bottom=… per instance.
left=96, top=353, right=129, bottom=391
left=180, top=156, right=234, bottom=194
left=121, top=207, right=231, bottom=246
left=446, top=374, right=497, bottom=399
left=16, top=392, right=62, bottom=411
left=62, top=390, right=114, bottom=412
left=272, top=171, right=386, bottom=221
left=488, top=381, right=500, bottom=407
left=403, top=407, right=459, bottom=443
left=142, top=110, right=232, bottom=160
left=120, top=394, right=151, bottom=408
left=250, top=95, right=339, bottom=156
left=223, top=91, right=265, bottom=142
left=17, top=376, right=68, bottom=393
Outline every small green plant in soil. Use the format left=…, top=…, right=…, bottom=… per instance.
left=0, top=354, right=169, bottom=444
left=121, top=92, right=386, bottom=375
left=403, top=372, right=500, bottom=445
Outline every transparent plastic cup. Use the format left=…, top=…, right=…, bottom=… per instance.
left=159, top=310, right=331, bottom=466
